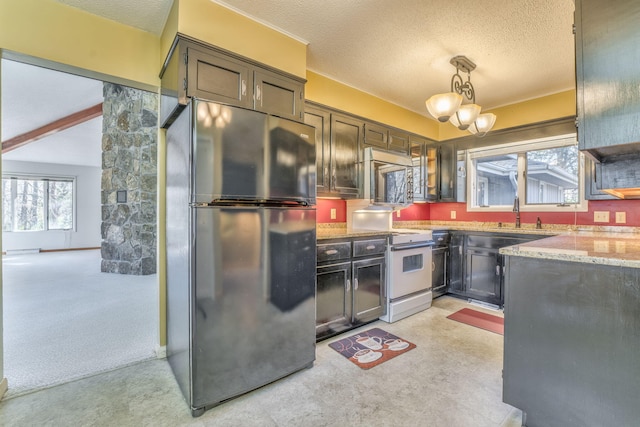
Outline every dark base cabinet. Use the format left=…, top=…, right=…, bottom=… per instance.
left=503, top=256, right=640, bottom=427
left=431, top=231, right=450, bottom=298
left=316, top=237, right=387, bottom=341
left=316, top=262, right=352, bottom=339
left=448, top=231, right=546, bottom=307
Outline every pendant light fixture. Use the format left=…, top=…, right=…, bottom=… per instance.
left=425, top=56, right=496, bottom=136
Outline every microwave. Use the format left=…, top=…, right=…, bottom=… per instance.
left=363, top=147, right=413, bottom=210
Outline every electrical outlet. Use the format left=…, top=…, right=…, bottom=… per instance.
left=616, top=212, right=626, bottom=224
left=330, top=208, right=336, bottom=220
left=451, top=210, right=457, bottom=219
left=396, top=210, right=401, bottom=218
left=593, top=211, right=609, bottom=223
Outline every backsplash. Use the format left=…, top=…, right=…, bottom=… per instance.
left=317, top=198, right=640, bottom=228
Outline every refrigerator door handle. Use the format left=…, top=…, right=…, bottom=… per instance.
left=195, top=199, right=310, bottom=208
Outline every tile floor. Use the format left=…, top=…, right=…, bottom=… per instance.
left=0, top=296, right=523, bottom=427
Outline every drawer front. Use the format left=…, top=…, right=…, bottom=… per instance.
left=317, top=242, right=352, bottom=262
left=353, top=238, right=387, bottom=257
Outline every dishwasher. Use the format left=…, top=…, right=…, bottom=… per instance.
left=431, top=231, right=450, bottom=298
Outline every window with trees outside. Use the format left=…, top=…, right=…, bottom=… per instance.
left=466, top=134, right=588, bottom=212
left=2, top=175, right=75, bottom=232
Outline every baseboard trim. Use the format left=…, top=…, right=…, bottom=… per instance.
left=40, top=247, right=101, bottom=253
left=155, top=346, right=167, bottom=359
left=0, top=377, right=8, bottom=400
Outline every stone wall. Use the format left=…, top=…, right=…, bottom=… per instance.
left=101, top=83, right=157, bottom=275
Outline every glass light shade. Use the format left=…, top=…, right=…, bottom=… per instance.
left=450, top=104, right=481, bottom=130
left=469, top=113, right=497, bottom=136
left=425, top=92, right=462, bottom=122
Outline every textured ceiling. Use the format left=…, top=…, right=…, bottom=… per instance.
left=216, top=0, right=576, bottom=114
left=2, top=0, right=576, bottom=167
left=53, top=0, right=576, bottom=115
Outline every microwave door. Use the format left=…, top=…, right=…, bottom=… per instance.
left=376, top=163, right=407, bottom=205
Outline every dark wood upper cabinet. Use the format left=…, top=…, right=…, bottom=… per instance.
left=575, top=0, right=640, bottom=160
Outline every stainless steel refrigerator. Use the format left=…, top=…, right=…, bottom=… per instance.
left=165, top=99, right=316, bottom=417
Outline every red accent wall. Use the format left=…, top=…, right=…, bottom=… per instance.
left=316, top=199, right=347, bottom=223
left=392, top=203, right=430, bottom=222
left=429, top=200, right=640, bottom=227
left=318, top=198, right=640, bottom=227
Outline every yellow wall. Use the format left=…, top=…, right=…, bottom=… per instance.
left=439, top=90, right=577, bottom=140
left=306, top=71, right=440, bottom=140
left=161, top=0, right=306, bottom=78
left=0, top=0, right=160, bottom=87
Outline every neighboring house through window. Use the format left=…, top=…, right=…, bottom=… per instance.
left=465, top=134, right=587, bottom=212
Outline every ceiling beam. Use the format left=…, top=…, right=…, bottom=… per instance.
left=2, top=103, right=103, bottom=154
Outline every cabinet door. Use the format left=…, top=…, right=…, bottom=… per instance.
left=576, top=0, right=640, bottom=157
left=410, top=137, right=426, bottom=201
left=438, top=143, right=456, bottom=201
left=456, top=150, right=467, bottom=203
left=186, top=47, right=252, bottom=109
left=304, top=106, right=332, bottom=194
left=431, top=246, right=448, bottom=296
left=352, top=257, right=385, bottom=323
left=464, top=247, right=501, bottom=305
left=448, top=233, right=464, bottom=294
left=254, top=69, right=304, bottom=121
left=584, top=156, right=615, bottom=200
left=425, top=144, right=438, bottom=201
left=330, top=114, right=361, bottom=196
left=363, top=122, right=388, bottom=149
left=389, top=130, right=410, bottom=154
left=316, top=262, right=352, bottom=339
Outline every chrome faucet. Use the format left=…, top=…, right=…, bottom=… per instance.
left=513, top=196, right=521, bottom=228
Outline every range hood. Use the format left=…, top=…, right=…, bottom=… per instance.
left=594, top=153, right=640, bottom=199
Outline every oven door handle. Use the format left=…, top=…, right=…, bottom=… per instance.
left=390, top=242, right=434, bottom=251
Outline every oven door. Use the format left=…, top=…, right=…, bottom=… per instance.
left=388, top=245, right=432, bottom=299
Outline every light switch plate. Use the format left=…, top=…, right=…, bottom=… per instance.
left=330, top=208, right=336, bottom=220
left=616, top=212, right=626, bottom=224
left=593, top=211, right=609, bottom=223
left=451, top=210, right=457, bottom=219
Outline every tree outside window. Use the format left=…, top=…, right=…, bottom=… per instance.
left=2, top=176, right=74, bottom=232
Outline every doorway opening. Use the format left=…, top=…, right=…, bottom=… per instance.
left=1, top=59, right=159, bottom=397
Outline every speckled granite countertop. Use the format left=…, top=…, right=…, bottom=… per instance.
left=499, top=232, right=640, bottom=268
left=316, top=228, right=391, bottom=240
left=317, top=221, right=640, bottom=267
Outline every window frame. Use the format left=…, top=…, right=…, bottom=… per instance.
left=465, top=134, right=588, bottom=213
left=2, top=173, right=77, bottom=232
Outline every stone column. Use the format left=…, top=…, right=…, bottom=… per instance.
left=101, top=83, right=158, bottom=275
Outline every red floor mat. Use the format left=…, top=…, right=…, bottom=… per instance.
left=447, top=308, right=504, bottom=335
